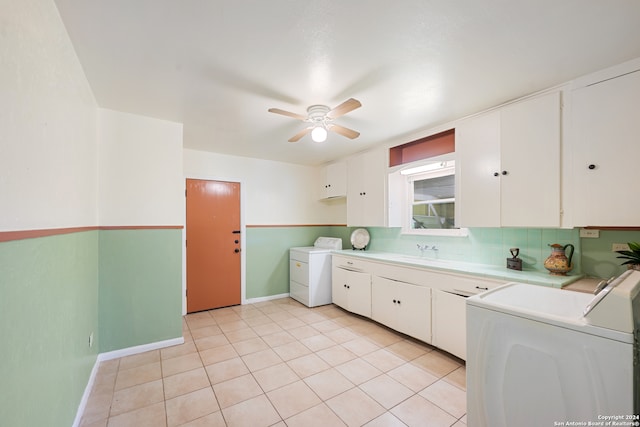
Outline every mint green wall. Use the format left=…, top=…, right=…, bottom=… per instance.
left=98, top=229, right=183, bottom=352
left=580, top=230, right=640, bottom=279
left=244, top=226, right=640, bottom=299
left=366, top=227, right=581, bottom=273
left=245, top=226, right=355, bottom=299
left=0, top=231, right=99, bottom=427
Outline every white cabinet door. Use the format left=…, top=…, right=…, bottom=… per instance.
left=347, top=148, right=387, bottom=227
left=456, top=110, right=501, bottom=227
left=395, top=282, right=431, bottom=343
left=457, top=92, right=561, bottom=227
left=331, top=266, right=349, bottom=310
left=371, top=276, right=398, bottom=328
left=320, top=161, right=347, bottom=199
left=500, top=91, right=561, bottom=227
left=348, top=270, right=372, bottom=318
left=570, top=70, right=640, bottom=226
left=432, top=289, right=467, bottom=360
left=372, top=276, right=431, bottom=344
left=332, top=265, right=371, bottom=317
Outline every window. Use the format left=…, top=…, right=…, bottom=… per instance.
left=387, top=128, right=466, bottom=236
left=389, top=157, right=468, bottom=236
left=407, top=163, right=456, bottom=230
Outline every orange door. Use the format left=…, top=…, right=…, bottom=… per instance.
left=186, top=179, right=241, bottom=313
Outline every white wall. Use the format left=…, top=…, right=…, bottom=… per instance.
left=183, top=148, right=346, bottom=225
left=98, top=109, right=184, bottom=226
left=0, top=0, right=98, bottom=231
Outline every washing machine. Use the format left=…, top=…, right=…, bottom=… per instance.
left=466, top=270, right=640, bottom=426
left=289, top=237, right=343, bottom=307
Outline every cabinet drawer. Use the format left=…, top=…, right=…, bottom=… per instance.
left=290, top=260, right=309, bottom=285
left=332, top=255, right=374, bottom=272
left=437, top=274, right=502, bottom=296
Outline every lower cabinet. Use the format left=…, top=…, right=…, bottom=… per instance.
left=371, top=276, right=431, bottom=343
left=331, top=254, right=504, bottom=360
left=331, top=265, right=372, bottom=318
left=431, top=290, right=467, bottom=360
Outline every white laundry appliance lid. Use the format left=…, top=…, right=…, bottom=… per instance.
left=467, top=282, right=633, bottom=343
left=313, top=237, right=343, bottom=250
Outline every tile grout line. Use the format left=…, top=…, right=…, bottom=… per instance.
left=87, top=299, right=467, bottom=426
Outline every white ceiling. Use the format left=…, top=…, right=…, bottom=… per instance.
left=54, top=0, right=640, bottom=166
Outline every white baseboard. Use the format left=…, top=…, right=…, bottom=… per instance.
left=98, top=336, right=184, bottom=362
left=73, top=336, right=184, bottom=427
left=244, top=293, right=290, bottom=304
left=71, top=355, right=101, bottom=427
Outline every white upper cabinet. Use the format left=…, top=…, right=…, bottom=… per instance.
left=347, top=148, right=387, bottom=227
left=456, top=91, right=562, bottom=227
left=569, top=68, right=640, bottom=227
left=456, top=110, right=501, bottom=227
left=319, top=161, right=347, bottom=199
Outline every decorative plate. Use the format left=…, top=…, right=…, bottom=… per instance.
left=350, top=228, right=370, bottom=250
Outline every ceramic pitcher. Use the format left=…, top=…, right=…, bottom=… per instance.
left=544, top=243, right=574, bottom=276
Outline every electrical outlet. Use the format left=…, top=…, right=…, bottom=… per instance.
left=89, top=332, right=94, bottom=348
left=612, top=243, right=630, bottom=252
left=579, top=229, right=600, bottom=238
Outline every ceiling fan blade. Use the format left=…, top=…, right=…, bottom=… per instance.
left=330, top=124, right=360, bottom=139
left=268, top=108, right=307, bottom=121
left=288, top=127, right=312, bottom=142
left=327, top=98, right=362, bottom=119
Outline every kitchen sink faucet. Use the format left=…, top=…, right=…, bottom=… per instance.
left=417, top=243, right=438, bottom=256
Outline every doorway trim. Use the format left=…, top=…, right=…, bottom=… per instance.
left=182, top=173, right=246, bottom=315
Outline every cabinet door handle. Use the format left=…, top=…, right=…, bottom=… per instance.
left=588, top=164, right=596, bottom=170
left=397, top=300, right=401, bottom=304
left=493, top=172, right=499, bottom=177
left=234, top=248, right=240, bottom=253
left=392, top=299, right=396, bottom=304
left=343, top=284, right=347, bottom=288
left=501, top=170, right=508, bottom=175
left=475, top=286, right=489, bottom=291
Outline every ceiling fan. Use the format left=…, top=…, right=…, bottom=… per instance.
left=268, top=98, right=362, bottom=143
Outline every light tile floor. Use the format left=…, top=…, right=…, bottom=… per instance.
left=80, top=298, right=467, bottom=427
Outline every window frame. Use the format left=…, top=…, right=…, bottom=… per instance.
left=395, top=156, right=468, bottom=237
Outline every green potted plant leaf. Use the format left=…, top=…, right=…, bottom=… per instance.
left=615, top=242, right=640, bottom=270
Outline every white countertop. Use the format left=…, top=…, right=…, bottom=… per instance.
left=333, top=250, right=583, bottom=288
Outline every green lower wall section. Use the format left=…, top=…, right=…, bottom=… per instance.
left=98, top=229, right=183, bottom=353
left=245, top=226, right=640, bottom=300
left=245, top=226, right=355, bottom=299
left=0, top=231, right=99, bottom=427
left=580, top=230, right=640, bottom=279
left=1, top=224, right=633, bottom=425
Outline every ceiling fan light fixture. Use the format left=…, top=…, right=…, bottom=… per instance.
left=311, top=126, right=328, bottom=142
